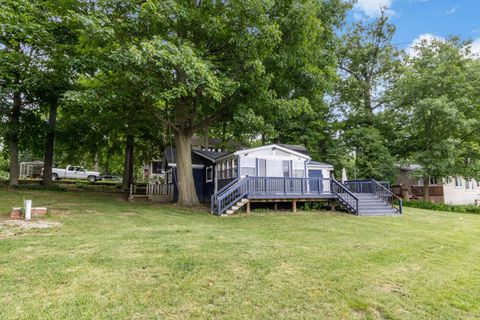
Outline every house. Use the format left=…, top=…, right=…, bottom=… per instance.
left=394, top=164, right=480, bottom=205
left=151, top=143, right=401, bottom=216
left=159, top=144, right=333, bottom=203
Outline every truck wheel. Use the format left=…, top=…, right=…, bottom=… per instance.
left=52, top=174, right=58, bottom=181
left=88, top=176, right=96, bottom=183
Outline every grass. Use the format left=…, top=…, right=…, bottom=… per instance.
left=1, top=189, right=480, bottom=319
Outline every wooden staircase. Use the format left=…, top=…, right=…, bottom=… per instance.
left=355, top=193, right=400, bottom=216
left=225, top=198, right=250, bottom=215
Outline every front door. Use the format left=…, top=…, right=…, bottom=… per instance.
left=309, top=170, right=324, bottom=193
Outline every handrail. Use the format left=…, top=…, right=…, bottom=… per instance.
left=211, top=177, right=243, bottom=214
left=217, top=178, right=240, bottom=195
left=331, top=178, right=359, bottom=215
left=372, top=179, right=403, bottom=214
left=214, top=178, right=250, bottom=215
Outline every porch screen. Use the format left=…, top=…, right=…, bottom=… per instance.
left=292, top=161, right=305, bottom=178
left=258, top=159, right=266, bottom=176
left=282, top=160, right=290, bottom=177
left=241, top=157, right=256, bottom=176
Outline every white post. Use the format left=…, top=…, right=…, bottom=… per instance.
left=24, top=200, right=32, bottom=221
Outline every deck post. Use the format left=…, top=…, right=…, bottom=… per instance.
left=274, top=202, right=278, bottom=211
left=284, top=177, right=287, bottom=194
left=292, top=200, right=297, bottom=213
left=246, top=201, right=251, bottom=213
left=301, top=179, right=304, bottom=195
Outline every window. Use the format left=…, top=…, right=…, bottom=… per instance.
left=68, top=167, right=75, bottom=171
left=466, top=178, right=473, bottom=190
left=477, top=180, right=480, bottom=188
left=292, top=161, right=305, bottom=178
left=429, top=177, right=438, bottom=185
left=166, top=169, right=173, bottom=184
left=226, top=160, right=231, bottom=179
left=445, top=177, right=453, bottom=185
left=282, top=160, right=290, bottom=177
left=258, top=159, right=266, bottom=177
left=206, top=166, right=213, bottom=182
left=455, top=176, right=463, bottom=188
left=241, top=157, right=256, bottom=176
left=232, top=159, right=238, bottom=178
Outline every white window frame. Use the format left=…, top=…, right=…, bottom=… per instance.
left=455, top=176, right=463, bottom=188
left=206, top=166, right=213, bottom=183
left=226, top=160, right=231, bottom=179
left=232, top=158, right=238, bottom=178
left=466, top=178, right=474, bottom=190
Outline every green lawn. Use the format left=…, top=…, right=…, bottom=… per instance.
left=1, top=189, right=480, bottom=319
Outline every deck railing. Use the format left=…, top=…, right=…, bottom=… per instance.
left=372, top=179, right=403, bottom=214
left=344, top=179, right=402, bottom=214
left=344, top=180, right=389, bottom=194
left=211, top=177, right=332, bottom=215
left=331, top=178, right=359, bottom=214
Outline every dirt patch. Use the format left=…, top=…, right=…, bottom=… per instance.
left=0, top=219, right=62, bottom=239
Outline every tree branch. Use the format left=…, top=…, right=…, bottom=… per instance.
left=191, top=97, right=233, bottom=133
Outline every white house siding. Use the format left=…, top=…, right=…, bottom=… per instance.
left=238, top=147, right=307, bottom=178
left=443, top=178, right=480, bottom=205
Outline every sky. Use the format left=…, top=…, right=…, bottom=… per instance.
left=351, top=0, right=480, bottom=54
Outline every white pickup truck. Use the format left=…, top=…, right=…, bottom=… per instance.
left=50, top=165, right=102, bottom=182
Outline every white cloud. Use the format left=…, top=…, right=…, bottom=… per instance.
left=470, top=38, right=480, bottom=57
left=406, top=33, right=445, bottom=57
left=354, top=0, right=394, bottom=17
left=446, top=5, right=460, bottom=14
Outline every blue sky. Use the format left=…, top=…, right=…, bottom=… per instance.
left=352, top=0, right=480, bottom=54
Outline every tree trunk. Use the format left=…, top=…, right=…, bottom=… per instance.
left=42, top=100, right=58, bottom=187
left=175, top=130, right=200, bottom=206
left=94, top=153, right=100, bottom=172
left=122, top=135, right=134, bottom=190
left=8, top=90, right=21, bottom=187
left=203, top=126, right=209, bottom=151
left=423, top=175, right=430, bottom=201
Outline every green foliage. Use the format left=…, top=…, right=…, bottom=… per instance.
left=329, top=12, right=401, bottom=180
left=391, top=38, right=480, bottom=180
left=344, top=127, right=396, bottom=180
left=402, top=200, right=480, bottom=214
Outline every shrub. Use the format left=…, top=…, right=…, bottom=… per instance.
left=401, top=200, right=480, bottom=214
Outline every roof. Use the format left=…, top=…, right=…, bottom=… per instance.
left=307, top=160, right=333, bottom=167
left=225, top=144, right=311, bottom=161
left=278, top=144, right=310, bottom=156
left=193, top=150, right=232, bottom=161
left=163, top=147, right=205, bottom=166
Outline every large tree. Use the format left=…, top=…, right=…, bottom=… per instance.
left=77, top=0, right=347, bottom=205
left=0, top=0, right=48, bottom=186
left=391, top=38, right=480, bottom=198
left=332, top=11, right=401, bottom=180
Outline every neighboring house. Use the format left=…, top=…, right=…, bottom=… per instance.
left=160, top=144, right=334, bottom=203
left=395, top=164, right=480, bottom=205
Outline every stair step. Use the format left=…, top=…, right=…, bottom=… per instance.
left=360, top=212, right=399, bottom=216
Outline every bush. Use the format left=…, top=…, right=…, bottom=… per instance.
left=401, top=200, right=480, bottom=214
